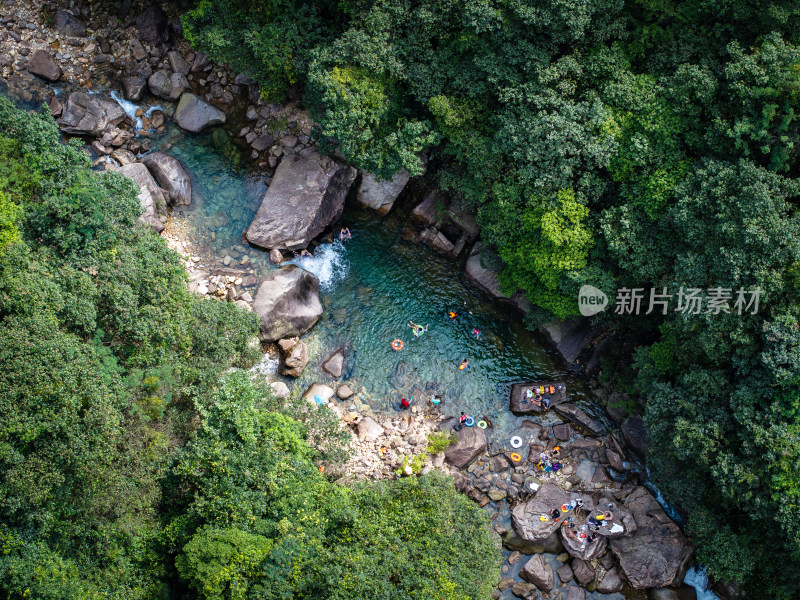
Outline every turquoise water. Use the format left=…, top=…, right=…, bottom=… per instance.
left=143, top=121, right=596, bottom=440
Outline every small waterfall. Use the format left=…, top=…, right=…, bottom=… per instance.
left=250, top=353, right=280, bottom=378
left=684, top=566, right=721, bottom=600
left=109, top=91, right=163, bottom=132
left=286, top=240, right=349, bottom=291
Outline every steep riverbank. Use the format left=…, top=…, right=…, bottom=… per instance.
left=0, top=2, right=722, bottom=600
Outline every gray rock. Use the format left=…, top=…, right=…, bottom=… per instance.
left=174, top=93, right=226, bottom=133
left=58, top=92, right=125, bottom=136
left=337, top=384, right=354, bottom=400
left=410, top=190, right=440, bottom=226
left=355, top=169, right=410, bottom=215
left=191, top=51, right=210, bottom=73
left=148, top=70, right=188, bottom=101
left=519, top=554, right=553, bottom=591
left=130, top=38, right=147, bottom=61
left=553, top=404, right=604, bottom=437
left=302, top=383, right=335, bottom=405
left=253, top=266, right=322, bottom=342
left=541, top=319, right=601, bottom=366
left=606, top=449, right=624, bottom=472
left=140, top=151, right=192, bottom=206
left=120, top=76, right=147, bottom=101
left=438, top=417, right=486, bottom=469
left=115, top=163, right=167, bottom=233
left=446, top=201, right=481, bottom=239
left=251, top=133, right=275, bottom=152
left=510, top=582, right=537, bottom=599
left=553, top=423, right=572, bottom=440
left=501, top=530, right=564, bottom=555
left=278, top=337, right=308, bottom=377
left=419, top=227, right=454, bottom=254
left=561, top=526, right=608, bottom=561
left=596, top=567, right=623, bottom=593
left=136, top=6, right=169, bottom=44
left=166, top=50, right=191, bottom=75
left=270, top=381, right=291, bottom=399
left=269, top=248, right=283, bottom=264
left=465, top=246, right=531, bottom=314
left=111, top=149, right=136, bottom=166
left=321, top=348, right=345, bottom=378
left=27, top=50, right=61, bottom=81
left=358, top=416, right=385, bottom=442
left=621, top=415, right=648, bottom=458
left=566, top=586, right=586, bottom=600
left=572, top=559, right=595, bottom=586
left=556, top=563, right=574, bottom=583
left=47, top=95, right=62, bottom=117
left=511, top=483, right=569, bottom=543
left=611, top=487, right=694, bottom=589
left=246, top=153, right=356, bottom=251
left=53, top=10, right=86, bottom=37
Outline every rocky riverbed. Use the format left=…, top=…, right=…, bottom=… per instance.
left=0, top=2, right=711, bottom=599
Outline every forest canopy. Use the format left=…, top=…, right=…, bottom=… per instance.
left=183, top=1, right=800, bottom=596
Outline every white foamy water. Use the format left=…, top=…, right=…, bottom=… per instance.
left=684, top=566, right=721, bottom=600
left=109, top=91, right=163, bottom=132
left=286, top=240, right=349, bottom=291
left=249, top=353, right=280, bottom=378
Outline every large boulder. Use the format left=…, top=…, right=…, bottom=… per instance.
left=321, top=348, right=346, bottom=378
left=541, top=319, right=601, bottom=366
left=566, top=587, right=585, bottom=600
left=148, top=70, right=188, bottom=101
left=553, top=404, right=604, bottom=437
left=409, top=190, right=440, bottom=227
left=511, top=483, right=569, bottom=543
left=438, top=417, right=486, bottom=469
left=596, top=567, right=624, bottom=594
left=28, top=50, right=62, bottom=81
left=302, top=383, right=335, bottom=405
left=278, top=337, right=308, bottom=377
left=166, top=50, right=191, bottom=76
left=648, top=586, right=698, bottom=600
left=621, top=415, right=648, bottom=458
left=174, top=93, right=226, bottom=133
left=136, top=6, right=169, bottom=44
left=53, top=10, right=86, bottom=37
left=610, top=487, right=694, bottom=589
left=501, top=530, right=564, bottom=555
left=115, top=163, right=167, bottom=233
left=465, top=244, right=531, bottom=314
left=358, top=416, right=385, bottom=442
left=519, top=555, right=553, bottom=591
left=561, top=527, right=608, bottom=561
left=355, top=169, right=410, bottom=215
left=252, top=266, right=323, bottom=342
left=120, top=76, right=147, bottom=101
left=58, top=92, right=125, bottom=136
left=571, top=559, right=596, bottom=586
left=246, top=153, right=357, bottom=251
left=140, top=151, right=192, bottom=206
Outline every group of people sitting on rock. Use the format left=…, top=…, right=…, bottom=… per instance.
left=553, top=501, right=616, bottom=551
left=525, top=387, right=550, bottom=409
left=536, top=447, right=562, bottom=473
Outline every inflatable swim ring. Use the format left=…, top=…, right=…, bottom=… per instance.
left=464, top=416, right=475, bottom=427
left=391, top=339, right=404, bottom=351
left=459, top=363, right=467, bottom=370
left=509, top=452, right=522, bottom=462
left=510, top=436, right=523, bottom=449
left=549, top=385, right=555, bottom=394
left=477, top=420, right=487, bottom=429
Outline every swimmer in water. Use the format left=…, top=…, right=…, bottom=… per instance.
left=472, top=328, right=481, bottom=338
left=459, top=359, right=469, bottom=370
left=339, top=227, right=352, bottom=240
left=300, top=249, right=312, bottom=259
left=448, top=311, right=458, bottom=319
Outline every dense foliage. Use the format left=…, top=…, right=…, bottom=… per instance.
left=0, top=97, right=499, bottom=598
left=184, top=1, right=800, bottom=596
